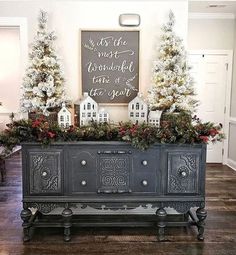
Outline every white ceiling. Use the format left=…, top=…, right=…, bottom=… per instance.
left=189, top=1, right=236, bottom=14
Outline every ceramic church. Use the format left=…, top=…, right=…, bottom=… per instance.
left=148, top=110, right=162, bottom=127
left=57, top=103, right=72, bottom=128
left=98, top=108, right=109, bottom=123
left=128, top=92, right=148, bottom=124
left=75, top=92, right=98, bottom=126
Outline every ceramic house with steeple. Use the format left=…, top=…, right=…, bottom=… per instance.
left=128, top=92, right=148, bottom=124
left=58, top=103, right=72, bottom=128
left=75, top=92, right=98, bottom=126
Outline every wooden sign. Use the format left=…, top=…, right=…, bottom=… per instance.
left=81, top=30, right=139, bottom=104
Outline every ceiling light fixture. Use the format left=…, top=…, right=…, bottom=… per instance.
left=208, top=4, right=226, bottom=8
left=119, top=14, right=140, bottom=27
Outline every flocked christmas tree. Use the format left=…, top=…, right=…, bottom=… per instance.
left=20, top=10, right=68, bottom=116
left=148, top=10, right=198, bottom=113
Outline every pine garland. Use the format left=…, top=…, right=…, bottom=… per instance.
left=0, top=116, right=224, bottom=154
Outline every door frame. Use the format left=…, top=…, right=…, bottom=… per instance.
left=188, top=50, right=233, bottom=165
left=0, top=17, right=28, bottom=87
left=0, top=17, right=28, bottom=116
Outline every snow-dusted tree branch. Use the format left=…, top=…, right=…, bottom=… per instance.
left=20, top=10, right=68, bottom=116
left=148, top=10, right=198, bottom=113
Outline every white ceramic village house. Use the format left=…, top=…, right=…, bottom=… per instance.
left=57, top=103, right=72, bottom=128
left=98, top=108, right=109, bottom=123
left=76, top=92, right=98, bottom=126
left=128, top=92, right=148, bottom=124
left=148, top=110, right=162, bottom=127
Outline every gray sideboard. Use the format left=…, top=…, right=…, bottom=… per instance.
left=20, top=142, right=207, bottom=241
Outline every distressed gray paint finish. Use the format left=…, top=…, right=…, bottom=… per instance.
left=98, top=155, right=131, bottom=193
left=28, top=150, right=63, bottom=195
left=166, top=151, right=200, bottom=194
left=21, top=142, right=207, bottom=241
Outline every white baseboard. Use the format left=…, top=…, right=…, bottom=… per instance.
left=227, top=158, right=236, bottom=171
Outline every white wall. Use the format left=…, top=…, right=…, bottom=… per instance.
left=0, top=27, right=20, bottom=129
left=229, top=18, right=236, bottom=167
left=0, top=0, right=188, bottom=122
left=188, top=16, right=236, bottom=167
left=188, top=18, right=235, bottom=50
left=229, top=124, right=236, bottom=162
left=231, top=18, right=236, bottom=118
left=0, top=27, right=20, bottom=112
left=231, top=75, right=236, bottom=117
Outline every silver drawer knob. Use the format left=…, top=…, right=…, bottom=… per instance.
left=81, top=180, right=87, bottom=186
left=42, top=171, right=47, bottom=177
left=81, top=160, right=87, bottom=166
left=180, top=171, right=187, bottom=177
left=142, top=180, right=148, bottom=186
left=142, top=160, right=148, bottom=166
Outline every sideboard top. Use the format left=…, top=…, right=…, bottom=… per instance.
left=21, top=141, right=207, bottom=149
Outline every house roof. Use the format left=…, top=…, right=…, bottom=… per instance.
left=128, top=93, right=147, bottom=106
left=58, top=106, right=71, bottom=115
left=74, top=93, right=98, bottom=105
left=148, top=110, right=162, bottom=118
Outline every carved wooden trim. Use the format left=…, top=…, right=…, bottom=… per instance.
left=97, top=150, right=132, bottom=155
left=71, top=202, right=162, bottom=211
left=29, top=151, right=62, bottom=194
left=26, top=202, right=62, bottom=214
left=98, top=156, right=131, bottom=193
left=167, top=151, right=200, bottom=194
left=164, top=201, right=202, bottom=214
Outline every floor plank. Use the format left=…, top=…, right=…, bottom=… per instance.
left=0, top=153, right=236, bottom=255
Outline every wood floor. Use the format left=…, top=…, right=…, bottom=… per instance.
left=0, top=153, right=236, bottom=255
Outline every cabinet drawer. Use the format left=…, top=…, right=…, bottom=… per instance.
left=67, top=148, right=97, bottom=194
left=70, top=172, right=97, bottom=193
left=133, top=149, right=159, bottom=173
left=132, top=172, right=157, bottom=193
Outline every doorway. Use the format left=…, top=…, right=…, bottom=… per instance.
left=0, top=27, right=21, bottom=112
left=188, top=51, right=232, bottom=163
left=0, top=17, right=27, bottom=128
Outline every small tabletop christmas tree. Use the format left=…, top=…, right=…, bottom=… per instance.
left=148, top=10, right=198, bottom=113
left=20, top=10, right=68, bottom=116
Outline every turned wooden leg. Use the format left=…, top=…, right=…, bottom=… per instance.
left=62, top=208, right=73, bottom=242
left=196, top=207, right=207, bottom=241
left=20, top=208, right=32, bottom=242
left=0, top=159, right=6, bottom=182
left=156, top=208, right=167, bottom=241
left=184, top=212, right=190, bottom=221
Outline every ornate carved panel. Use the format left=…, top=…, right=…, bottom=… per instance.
left=165, top=201, right=202, bottom=214
left=26, top=202, right=62, bottom=214
left=167, top=152, right=200, bottom=194
left=29, top=151, right=62, bottom=194
left=97, top=156, right=131, bottom=193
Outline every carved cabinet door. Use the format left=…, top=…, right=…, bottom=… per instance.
left=26, top=149, right=63, bottom=195
left=162, top=146, right=205, bottom=195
